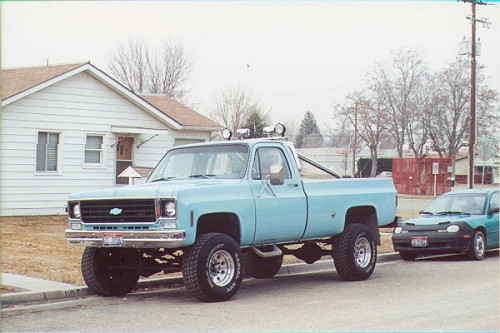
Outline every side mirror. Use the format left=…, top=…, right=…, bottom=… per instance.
left=269, top=165, right=285, bottom=185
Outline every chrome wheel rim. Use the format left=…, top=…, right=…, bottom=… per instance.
left=209, top=249, right=235, bottom=287
left=354, top=236, right=372, bottom=268
left=475, top=233, right=485, bottom=257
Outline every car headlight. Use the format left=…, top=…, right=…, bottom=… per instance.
left=164, top=201, right=176, bottom=217
left=394, top=227, right=403, bottom=234
left=446, top=225, right=460, bottom=233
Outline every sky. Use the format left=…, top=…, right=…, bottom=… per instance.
left=2, top=0, right=500, bottom=130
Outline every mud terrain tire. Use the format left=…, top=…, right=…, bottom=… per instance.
left=82, top=247, right=140, bottom=296
left=333, top=223, right=377, bottom=281
left=182, top=233, right=243, bottom=302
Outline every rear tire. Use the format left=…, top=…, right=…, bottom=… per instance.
left=82, top=247, right=140, bottom=296
left=182, top=233, right=243, bottom=302
left=243, top=250, right=283, bottom=278
left=399, top=251, right=417, bottom=261
left=467, top=230, right=486, bottom=260
left=333, top=223, right=377, bottom=281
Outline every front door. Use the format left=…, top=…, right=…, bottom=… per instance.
left=116, top=136, right=134, bottom=185
left=250, top=145, right=307, bottom=244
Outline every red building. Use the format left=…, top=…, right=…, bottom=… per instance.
left=392, top=158, right=453, bottom=196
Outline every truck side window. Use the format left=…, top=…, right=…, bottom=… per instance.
left=252, top=147, right=291, bottom=180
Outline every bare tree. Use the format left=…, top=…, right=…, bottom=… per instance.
left=368, top=49, right=428, bottom=157
left=427, top=58, right=499, bottom=170
left=338, top=92, right=389, bottom=177
left=210, top=86, right=265, bottom=137
left=108, top=36, right=192, bottom=100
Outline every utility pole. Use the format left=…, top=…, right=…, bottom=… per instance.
left=461, top=0, right=488, bottom=189
left=352, top=102, right=358, bottom=178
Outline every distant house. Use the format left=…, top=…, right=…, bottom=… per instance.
left=454, top=154, right=499, bottom=185
left=0, top=62, right=221, bottom=216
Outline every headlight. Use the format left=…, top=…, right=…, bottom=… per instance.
left=69, top=203, right=81, bottom=219
left=164, top=201, right=176, bottom=217
left=446, top=225, right=460, bottom=233
left=394, top=227, right=403, bottom=234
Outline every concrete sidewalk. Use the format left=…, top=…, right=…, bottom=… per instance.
left=1, top=253, right=400, bottom=308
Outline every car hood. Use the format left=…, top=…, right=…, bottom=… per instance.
left=69, top=179, right=243, bottom=200
left=404, top=214, right=472, bottom=225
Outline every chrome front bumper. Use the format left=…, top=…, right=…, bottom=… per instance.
left=65, top=229, right=186, bottom=248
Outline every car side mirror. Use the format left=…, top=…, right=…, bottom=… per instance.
left=488, top=207, right=499, bottom=215
left=269, top=165, right=285, bottom=185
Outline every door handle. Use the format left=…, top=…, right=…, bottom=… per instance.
left=288, top=183, right=299, bottom=187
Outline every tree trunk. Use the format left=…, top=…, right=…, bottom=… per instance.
left=370, top=147, right=378, bottom=177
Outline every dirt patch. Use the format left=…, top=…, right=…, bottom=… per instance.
left=1, top=215, right=85, bottom=285
left=1, top=215, right=396, bottom=287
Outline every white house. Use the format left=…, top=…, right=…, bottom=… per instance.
left=454, top=154, right=499, bottom=185
left=0, top=62, right=221, bottom=216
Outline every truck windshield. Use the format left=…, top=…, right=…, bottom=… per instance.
left=148, top=144, right=249, bottom=182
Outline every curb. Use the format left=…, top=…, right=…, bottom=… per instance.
left=1, top=252, right=401, bottom=307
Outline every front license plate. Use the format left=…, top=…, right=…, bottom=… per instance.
left=411, top=237, right=428, bottom=247
left=104, top=233, right=123, bottom=247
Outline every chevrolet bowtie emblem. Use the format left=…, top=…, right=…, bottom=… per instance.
left=109, top=208, right=123, bottom=215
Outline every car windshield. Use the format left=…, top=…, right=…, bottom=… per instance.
left=423, top=193, right=487, bottom=215
left=148, top=144, right=249, bottom=182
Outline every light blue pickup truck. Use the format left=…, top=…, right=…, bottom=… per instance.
left=66, top=134, right=397, bottom=302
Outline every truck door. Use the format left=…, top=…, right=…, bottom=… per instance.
left=250, top=145, right=307, bottom=244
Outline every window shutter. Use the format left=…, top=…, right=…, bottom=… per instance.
left=46, top=133, right=59, bottom=171
left=36, top=133, right=48, bottom=171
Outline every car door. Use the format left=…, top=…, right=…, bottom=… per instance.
left=250, top=145, right=307, bottom=244
left=485, top=191, right=499, bottom=247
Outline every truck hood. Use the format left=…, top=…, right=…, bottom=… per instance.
left=404, top=214, right=473, bottom=226
left=69, top=179, right=243, bottom=200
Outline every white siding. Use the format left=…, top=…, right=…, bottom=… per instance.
left=0, top=72, right=209, bottom=216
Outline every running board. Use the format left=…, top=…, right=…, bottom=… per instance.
left=251, top=245, right=283, bottom=258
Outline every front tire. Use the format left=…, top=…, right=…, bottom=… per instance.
left=333, top=223, right=377, bottom=281
left=243, top=250, right=283, bottom=279
left=182, top=233, right=243, bottom=302
left=81, top=247, right=140, bottom=296
left=467, top=230, right=486, bottom=260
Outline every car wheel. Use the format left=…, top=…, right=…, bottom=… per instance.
left=243, top=250, right=283, bottom=279
left=82, top=247, right=140, bottom=296
left=399, top=251, right=417, bottom=261
left=182, top=233, right=243, bottom=302
left=333, top=223, right=377, bottom=281
left=467, top=230, right=486, bottom=260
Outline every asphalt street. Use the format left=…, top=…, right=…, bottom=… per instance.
left=2, top=251, right=498, bottom=332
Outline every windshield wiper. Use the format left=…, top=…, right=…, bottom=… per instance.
left=419, top=210, right=434, bottom=215
left=150, top=177, right=177, bottom=182
left=436, top=211, right=470, bottom=215
left=189, top=174, right=215, bottom=179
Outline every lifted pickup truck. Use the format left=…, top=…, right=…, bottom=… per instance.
left=66, top=131, right=397, bottom=302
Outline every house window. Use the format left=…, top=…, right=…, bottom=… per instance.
left=85, top=135, right=104, bottom=165
left=36, top=132, right=59, bottom=172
